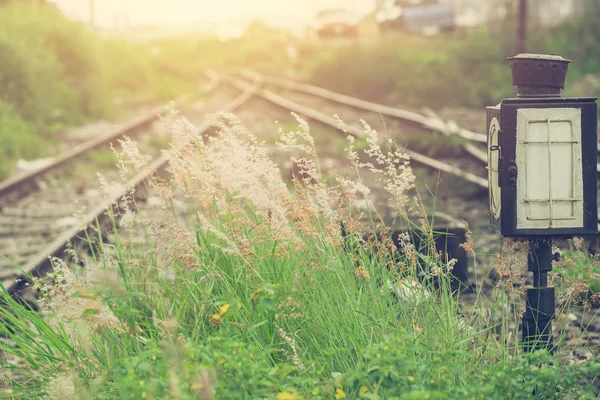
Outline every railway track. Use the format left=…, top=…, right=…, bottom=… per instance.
left=237, top=68, right=489, bottom=163
left=0, top=77, right=217, bottom=203
left=215, top=72, right=489, bottom=188
left=0, top=82, right=255, bottom=299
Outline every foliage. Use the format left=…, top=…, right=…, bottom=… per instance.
left=342, top=336, right=600, bottom=399
left=0, top=2, right=109, bottom=128
left=553, top=237, right=600, bottom=303
left=0, top=3, right=306, bottom=181
left=0, top=3, right=111, bottom=180
left=1, top=113, right=598, bottom=399
left=0, top=3, right=210, bottom=180
left=533, top=8, right=600, bottom=85
left=96, top=38, right=190, bottom=105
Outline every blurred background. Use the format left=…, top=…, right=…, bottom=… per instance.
left=1, top=0, right=599, bottom=179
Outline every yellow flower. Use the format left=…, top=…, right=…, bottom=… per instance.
left=335, top=388, right=346, bottom=399
left=359, top=386, right=369, bottom=395
left=276, top=393, right=296, bottom=400
left=211, top=304, right=231, bottom=321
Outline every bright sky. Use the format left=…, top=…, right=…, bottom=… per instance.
left=50, top=0, right=376, bottom=32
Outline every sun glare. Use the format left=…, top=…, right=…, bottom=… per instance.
left=51, top=0, right=375, bottom=34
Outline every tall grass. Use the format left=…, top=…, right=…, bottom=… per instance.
left=1, top=112, right=598, bottom=399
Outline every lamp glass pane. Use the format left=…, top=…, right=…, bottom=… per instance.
left=516, top=108, right=583, bottom=229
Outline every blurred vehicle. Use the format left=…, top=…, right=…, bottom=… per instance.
left=375, top=0, right=454, bottom=34
left=315, top=9, right=358, bottom=39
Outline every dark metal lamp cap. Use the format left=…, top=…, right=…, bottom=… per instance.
left=507, top=53, right=571, bottom=97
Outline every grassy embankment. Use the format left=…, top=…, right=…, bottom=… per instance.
left=0, top=3, right=298, bottom=180
left=1, top=111, right=599, bottom=399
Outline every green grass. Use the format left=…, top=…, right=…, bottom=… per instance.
left=2, top=209, right=598, bottom=398
left=0, top=102, right=49, bottom=179
left=555, top=238, right=600, bottom=301
left=1, top=113, right=599, bottom=399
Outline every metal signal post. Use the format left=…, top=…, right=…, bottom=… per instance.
left=487, top=54, right=597, bottom=352
left=523, top=239, right=555, bottom=352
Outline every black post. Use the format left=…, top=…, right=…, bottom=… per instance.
left=517, top=0, right=528, bottom=54
left=522, top=238, right=555, bottom=352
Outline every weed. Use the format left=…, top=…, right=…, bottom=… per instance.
left=554, top=238, right=600, bottom=305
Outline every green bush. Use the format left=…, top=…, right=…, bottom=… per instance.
left=0, top=3, right=212, bottom=179
left=0, top=3, right=110, bottom=128
left=0, top=2, right=114, bottom=179
left=341, top=336, right=600, bottom=399
left=533, top=10, right=600, bottom=100
left=0, top=26, right=81, bottom=130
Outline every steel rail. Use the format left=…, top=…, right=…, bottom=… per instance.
left=214, top=72, right=489, bottom=190
left=4, top=88, right=254, bottom=295
left=239, top=69, right=488, bottom=143
left=237, top=69, right=488, bottom=164
left=0, top=77, right=220, bottom=201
